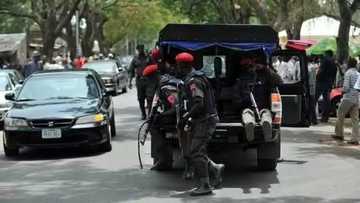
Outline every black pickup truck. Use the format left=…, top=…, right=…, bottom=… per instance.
left=151, top=24, right=311, bottom=171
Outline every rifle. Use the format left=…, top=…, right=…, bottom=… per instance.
left=138, top=92, right=160, bottom=169
left=176, top=82, right=192, bottom=164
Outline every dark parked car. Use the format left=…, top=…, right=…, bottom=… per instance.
left=83, top=60, right=128, bottom=95
left=3, top=69, right=116, bottom=157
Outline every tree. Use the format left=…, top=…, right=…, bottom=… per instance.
left=0, top=15, right=28, bottom=34
left=104, top=0, right=185, bottom=52
left=335, top=0, right=360, bottom=63
left=161, top=0, right=322, bottom=39
left=161, top=0, right=253, bottom=24
left=0, top=0, right=82, bottom=58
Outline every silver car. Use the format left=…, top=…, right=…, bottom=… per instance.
left=83, top=60, right=128, bottom=96
left=0, top=73, right=16, bottom=127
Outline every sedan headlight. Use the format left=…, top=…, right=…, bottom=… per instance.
left=75, top=113, right=105, bottom=125
left=4, top=118, right=29, bottom=129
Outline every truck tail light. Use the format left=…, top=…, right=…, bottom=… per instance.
left=271, top=92, right=282, bottom=125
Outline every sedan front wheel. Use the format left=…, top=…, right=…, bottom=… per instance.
left=99, top=123, right=112, bottom=152
left=3, top=134, right=19, bottom=157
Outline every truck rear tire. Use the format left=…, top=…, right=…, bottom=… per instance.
left=257, top=158, right=277, bottom=171
left=257, top=131, right=280, bottom=171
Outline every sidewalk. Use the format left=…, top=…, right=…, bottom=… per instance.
left=309, top=118, right=360, bottom=149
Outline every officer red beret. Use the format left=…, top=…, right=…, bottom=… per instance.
left=143, top=64, right=158, bottom=76
left=175, top=52, right=194, bottom=63
left=151, top=48, right=160, bottom=61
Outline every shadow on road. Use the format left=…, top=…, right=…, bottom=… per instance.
left=0, top=147, right=105, bottom=162
left=0, top=157, right=358, bottom=203
left=296, top=145, right=360, bottom=160
left=0, top=157, right=280, bottom=203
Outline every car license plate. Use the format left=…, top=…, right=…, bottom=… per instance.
left=42, top=129, right=62, bottom=139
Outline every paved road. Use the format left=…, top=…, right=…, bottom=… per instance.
left=0, top=89, right=360, bottom=203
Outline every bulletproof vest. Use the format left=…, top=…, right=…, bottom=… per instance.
left=158, top=74, right=180, bottom=111
left=133, top=55, right=150, bottom=77
left=183, top=71, right=218, bottom=118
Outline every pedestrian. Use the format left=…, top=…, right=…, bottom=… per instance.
left=175, top=52, right=224, bottom=196
left=73, top=55, right=85, bottom=69
left=128, top=44, right=152, bottom=120
left=315, top=50, right=337, bottom=123
left=333, top=58, right=359, bottom=145
left=277, top=56, right=293, bottom=83
left=63, top=58, right=72, bottom=69
left=308, top=57, right=318, bottom=125
left=23, top=51, right=42, bottom=78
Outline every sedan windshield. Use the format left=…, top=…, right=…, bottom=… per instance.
left=0, top=76, right=12, bottom=91
left=17, top=75, right=100, bottom=101
left=84, top=62, right=116, bottom=74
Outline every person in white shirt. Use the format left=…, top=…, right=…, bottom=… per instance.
left=334, top=58, right=359, bottom=145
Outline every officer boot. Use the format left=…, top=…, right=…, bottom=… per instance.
left=260, top=109, right=272, bottom=141
left=242, top=108, right=256, bottom=142
left=190, top=177, right=213, bottom=196
left=208, top=160, right=225, bottom=189
left=182, top=159, right=194, bottom=180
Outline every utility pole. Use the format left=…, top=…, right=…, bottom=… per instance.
left=75, top=10, right=80, bottom=56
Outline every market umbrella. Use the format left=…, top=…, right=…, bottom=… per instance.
left=349, top=42, right=360, bottom=57
left=306, top=38, right=336, bottom=56
left=307, top=37, right=360, bottom=57
left=286, top=39, right=317, bottom=51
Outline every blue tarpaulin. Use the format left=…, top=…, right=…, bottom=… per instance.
left=160, top=41, right=277, bottom=55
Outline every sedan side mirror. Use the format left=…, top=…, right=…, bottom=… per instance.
left=102, top=91, right=111, bottom=97
left=18, top=80, right=24, bottom=85
left=5, top=92, right=15, bottom=101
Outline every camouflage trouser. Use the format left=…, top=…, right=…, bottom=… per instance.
left=150, top=127, right=172, bottom=163
left=136, top=78, right=156, bottom=115
left=187, top=117, right=217, bottom=178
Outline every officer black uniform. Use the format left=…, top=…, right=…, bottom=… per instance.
left=144, top=50, right=180, bottom=171
left=150, top=73, right=181, bottom=170
left=129, top=45, right=152, bottom=120
left=176, top=52, right=224, bottom=196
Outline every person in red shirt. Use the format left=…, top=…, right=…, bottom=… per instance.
left=73, top=56, right=86, bottom=69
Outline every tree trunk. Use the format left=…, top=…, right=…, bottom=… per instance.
left=42, top=33, right=56, bottom=60
left=336, top=0, right=356, bottom=64
left=337, top=16, right=351, bottom=63
left=288, top=18, right=303, bottom=40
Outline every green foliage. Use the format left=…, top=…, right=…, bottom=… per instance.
left=0, top=15, right=28, bottom=33
left=104, top=0, right=186, bottom=46
left=161, top=0, right=219, bottom=23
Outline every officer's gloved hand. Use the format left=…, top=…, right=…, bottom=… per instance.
left=152, top=113, right=161, bottom=123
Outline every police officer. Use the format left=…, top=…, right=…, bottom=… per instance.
left=175, top=52, right=224, bottom=196
left=129, top=45, right=152, bottom=120
left=140, top=49, right=175, bottom=170
left=23, top=51, right=42, bottom=78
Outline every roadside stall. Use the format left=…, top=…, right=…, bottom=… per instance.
left=0, top=33, right=27, bottom=67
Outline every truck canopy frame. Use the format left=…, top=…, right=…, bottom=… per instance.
left=159, top=24, right=279, bottom=55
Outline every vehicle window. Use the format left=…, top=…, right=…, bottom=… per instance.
left=202, top=56, right=226, bottom=78
left=17, top=75, right=100, bottom=100
left=272, top=56, right=301, bottom=84
left=84, top=62, right=116, bottom=74
left=0, top=76, right=12, bottom=91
